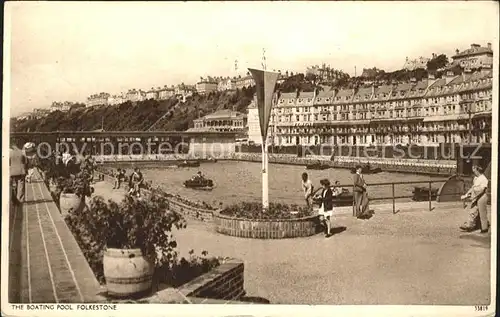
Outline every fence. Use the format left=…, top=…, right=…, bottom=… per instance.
left=332, top=179, right=463, bottom=216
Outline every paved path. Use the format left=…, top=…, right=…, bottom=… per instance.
left=92, top=180, right=492, bottom=305
left=8, top=174, right=102, bottom=303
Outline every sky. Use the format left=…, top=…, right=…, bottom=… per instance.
left=4, top=1, right=498, bottom=117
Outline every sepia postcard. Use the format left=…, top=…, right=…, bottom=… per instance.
left=2, top=1, right=498, bottom=317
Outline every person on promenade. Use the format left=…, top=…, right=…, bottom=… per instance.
left=301, top=172, right=314, bottom=208
left=113, top=168, right=123, bottom=189
left=460, top=165, right=489, bottom=233
left=130, top=167, right=144, bottom=197
left=62, top=149, right=72, bottom=166
left=10, top=145, right=27, bottom=206
left=353, top=165, right=370, bottom=219
left=84, top=154, right=96, bottom=182
left=23, top=142, right=39, bottom=183
left=318, top=179, right=334, bottom=238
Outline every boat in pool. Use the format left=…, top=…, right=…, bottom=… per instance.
left=412, top=186, right=438, bottom=201
left=177, top=160, right=201, bottom=168
left=350, top=165, right=382, bottom=174
left=202, top=157, right=218, bottom=163
left=306, top=162, right=331, bottom=170
left=313, top=188, right=354, bottom=207
left=183, top=178, right=214, bottom=190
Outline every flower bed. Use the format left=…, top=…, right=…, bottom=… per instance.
left=220, top=202, right=312, bottom=220
left=215, top=202, right=319, bottom=239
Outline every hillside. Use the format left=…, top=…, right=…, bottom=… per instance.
left=12, top=87, right=256, bottom=133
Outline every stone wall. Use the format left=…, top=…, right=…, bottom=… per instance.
left=214, top=214, right=319, bottom=239
left=167, top=198, right=214, bottom=222
left=231, top=152, right=456, bottom=176
left=177, top=258, right=245, bottom=301
left=94, top=153, right=457, bottom=176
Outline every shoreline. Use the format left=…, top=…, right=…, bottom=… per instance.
left=94, top=153, right=457, bottom=176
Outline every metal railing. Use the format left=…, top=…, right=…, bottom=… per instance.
left=331, top=179, right=461, bottom=216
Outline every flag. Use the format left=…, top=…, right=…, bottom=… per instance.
left=248, top=68, right=279, bottom=141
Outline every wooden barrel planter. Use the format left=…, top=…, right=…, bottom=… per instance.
left=59, top=193, right=84, bottom=216
left=103, top=248, right=154, bottom=298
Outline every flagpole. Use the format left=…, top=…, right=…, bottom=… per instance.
left=262, top=138, right=269, bottom=209
left=248, top=66, right=278, bottom=212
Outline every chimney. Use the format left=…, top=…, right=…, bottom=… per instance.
left=471, top=44, right=480, bottom=49
left=296, top=88, right=300, bottom=99
left=487, top=42, right=492, bottom=50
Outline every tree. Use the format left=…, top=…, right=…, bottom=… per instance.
left=426, top=54, right=448, bottom=72
left=305, top=73, right=317, bottom=83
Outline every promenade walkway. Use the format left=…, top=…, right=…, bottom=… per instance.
left=93, top=180, right=492, bottom=305
left=8, top=173, right=102, bottom=303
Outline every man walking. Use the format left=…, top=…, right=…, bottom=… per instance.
left=301, top=172, right=314, bottom=209
left=460, top=165, right=489, bottom=233
left=10, top=144, right=28, bottom=205
left=353, top=165, right=369, bottom=219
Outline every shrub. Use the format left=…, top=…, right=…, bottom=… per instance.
left=65, top=192, right=187, bottom=283
left=160, top=250, right=225, bottom=287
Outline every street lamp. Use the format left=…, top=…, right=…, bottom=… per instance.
left=468, top=103, right=472, bottom=144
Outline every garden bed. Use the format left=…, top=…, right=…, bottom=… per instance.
left=215, top=202, right=319, bottom=239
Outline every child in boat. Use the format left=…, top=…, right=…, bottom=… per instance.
left=332, top=181, right=343, bottom=196
left=192, top=171, right=204, bottom=181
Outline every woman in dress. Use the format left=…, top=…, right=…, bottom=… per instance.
left=318, top=179, right=334, bottom=238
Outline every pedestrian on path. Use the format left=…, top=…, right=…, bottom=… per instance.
left=301, top=172, right=314, bottom=209
left=318, top=179, right=334, bottom=238
left=10, top=145, right=27, bottom=205
left=23, top=142, right=39, bottom=183
left=460, top=165, right=489, bottom=233
left=353, top=165, right=370, bottom=219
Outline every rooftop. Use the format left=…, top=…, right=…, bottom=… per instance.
left=453, top=44, right=493, bottom=58
left=203, top=109, right=246, bottom=120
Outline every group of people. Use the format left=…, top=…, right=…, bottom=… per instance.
left=302, top=163, right=490, bottom=237
left=299, top=165, right=382, bottom=238
left=112, top=167, right=145, bottom=197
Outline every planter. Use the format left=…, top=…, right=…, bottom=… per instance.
left=214, top=214, right=320, bottom=239
left=59, top=193, right=84, bottom=216
left=103, top=248, right=154, bottom=298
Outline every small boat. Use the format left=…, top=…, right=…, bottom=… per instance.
left=412, top=186, right=438, bottom=201
left=313, top=188, right=354, bottom=207
left=306, top=162, right=330, bottom=170
left=177, top=160, right=201, bottom=168
left=350, top=165, right=382, bottom=174
left=183, top=178, right=214, bottom=190
left=202, top=157, right=218, bottom=163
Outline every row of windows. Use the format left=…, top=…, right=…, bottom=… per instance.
left=273, top=99, right=491, bottom=117
left=277, top=132, right=491, bottom=145
left=276, top=83, right=491, bottom=106
left=275, top=92, right=491, bottom=111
